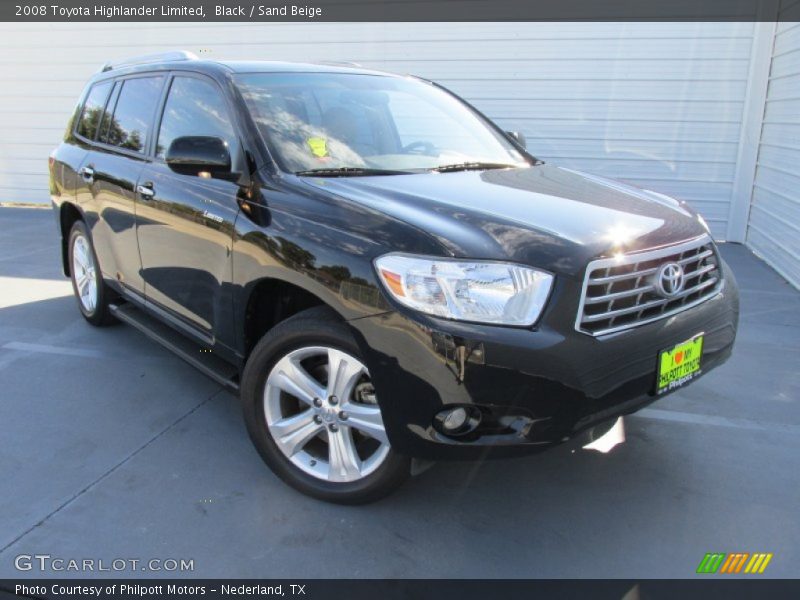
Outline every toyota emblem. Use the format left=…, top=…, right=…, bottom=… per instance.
left=655, top=262, right=685, bottom=298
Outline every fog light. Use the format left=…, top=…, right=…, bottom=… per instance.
left=442, top=407, right=468, bottom=431
left=433, top=406, right=481, bottom=437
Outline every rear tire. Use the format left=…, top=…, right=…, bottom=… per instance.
left=67, top=221, right=116, bottom=327
left=241, top=306, right=410, bottom=504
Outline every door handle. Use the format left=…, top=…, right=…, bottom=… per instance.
left=136, top=182, right=155, bottom=199
left=80, top=166, right=94, bottom=183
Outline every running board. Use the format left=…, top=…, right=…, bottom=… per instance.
left=110, top=303, right=240, bottom=393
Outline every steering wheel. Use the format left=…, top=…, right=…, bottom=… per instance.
left=402, top=141, right=437, bottom=156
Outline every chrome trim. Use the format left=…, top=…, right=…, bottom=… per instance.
left=581, top=277, right=718, bottom=323
left=586, top=249, right=713, bottom=285
left=575, top=234, right=722, bottom=337
left=584, top=283, right=655, bottom=304
left=589, top=267, right=658, bottom=285
left=136, top=185, right=155, bottom=198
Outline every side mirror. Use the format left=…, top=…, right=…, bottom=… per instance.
left=506, top=131, right=527, bottom=149
left=165, top=136, right=231, bottom=178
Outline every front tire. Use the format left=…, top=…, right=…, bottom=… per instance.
left=241, top=307, right=410, bottom=504
left=68, top=221, right=116, bottom=326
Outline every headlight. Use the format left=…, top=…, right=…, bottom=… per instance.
left=374, top=254, right=553, bottom=326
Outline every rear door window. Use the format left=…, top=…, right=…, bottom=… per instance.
left=100, top=76, right=164, bottom=153
left=76, top=81, right=112, bottom=140
left=97, top=82, right=120, bottom=144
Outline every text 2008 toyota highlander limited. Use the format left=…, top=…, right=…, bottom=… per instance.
left=49, top=53, right=738, bottom=503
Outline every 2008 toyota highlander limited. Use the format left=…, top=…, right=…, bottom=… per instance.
left=49, top=52, right=738, bottom=503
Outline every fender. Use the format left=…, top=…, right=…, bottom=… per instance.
left=229, top=172, right=452, bottom=355
left=56, top=201, right=88, bottom=277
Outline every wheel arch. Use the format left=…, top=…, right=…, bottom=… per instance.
left=59, top=201, right=85, bottom=276
left=241, top=277, right=345, bottom=358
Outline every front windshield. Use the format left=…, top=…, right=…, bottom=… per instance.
left=234, top=72, right=529, bottom=174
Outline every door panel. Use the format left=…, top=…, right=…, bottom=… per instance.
left=77, top=150, right=147, bottom=295
left=136, top=161, right=239, bottom=342
left=74, top=75, right=165, bottom=297
left=55, top=80, right=113, bottom=209
left=53, top=143, right=88, bottom=210
left=136, top=74, right=243, bottom=346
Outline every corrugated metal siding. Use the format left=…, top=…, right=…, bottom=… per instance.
left=0, top=22, right=754, bottom=239
left=748, top=12, right=800, bottom=288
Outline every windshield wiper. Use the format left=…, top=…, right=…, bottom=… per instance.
left=429, top=162, right=520, bottom=173
left=295, top=167, right=411, bottom=177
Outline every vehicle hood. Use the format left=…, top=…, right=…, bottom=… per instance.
left=298, top=164, right=707, bottom=278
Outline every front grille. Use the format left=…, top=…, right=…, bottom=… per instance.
left=576, top=235, right=722, bottom=336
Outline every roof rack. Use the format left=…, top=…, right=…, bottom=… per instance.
left=314, top=61, right=363, bottom=68
left=101, top=51, right=198, bottom=72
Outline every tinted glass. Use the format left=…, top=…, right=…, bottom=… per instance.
left=76, top=81, right=112, bottom=140
left=102, top=76, right=163, bottom=153
left=235, top=72, right=526, bottom=173
left=156, top=76, right=236, bottom=159
left=97, top=82, right=120, bottom=144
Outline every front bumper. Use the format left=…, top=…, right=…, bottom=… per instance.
left=349, top=259, right=739, bottom=460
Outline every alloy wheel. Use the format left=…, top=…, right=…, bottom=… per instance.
left=263, top=346, right=390, bottom=483
left=72, top=234, right=98, bottom=313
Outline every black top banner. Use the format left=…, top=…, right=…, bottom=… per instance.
left=2, top=0, right=797, bottom=22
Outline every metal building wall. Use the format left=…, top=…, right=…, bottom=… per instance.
left=0, top=22, right=756, bottom=242
left=747, top=12, right=800, bottom=287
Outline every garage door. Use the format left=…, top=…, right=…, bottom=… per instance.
left=748, top=15, right=800, bottom=288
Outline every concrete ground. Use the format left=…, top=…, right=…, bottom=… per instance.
left=0, top=207, right=798, bottom=578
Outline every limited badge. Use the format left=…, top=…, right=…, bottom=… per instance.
left=307, top=137, right=329, bottom=158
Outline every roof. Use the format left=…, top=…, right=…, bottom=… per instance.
left=97, top=52, right=398, bottom=79
left=216, top=60, right=395, bottom=77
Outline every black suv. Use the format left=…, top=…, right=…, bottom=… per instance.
left=50, top=52, right=739, bottom=503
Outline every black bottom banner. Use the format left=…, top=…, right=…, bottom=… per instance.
left=2, top=580, right=800, bottom=600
